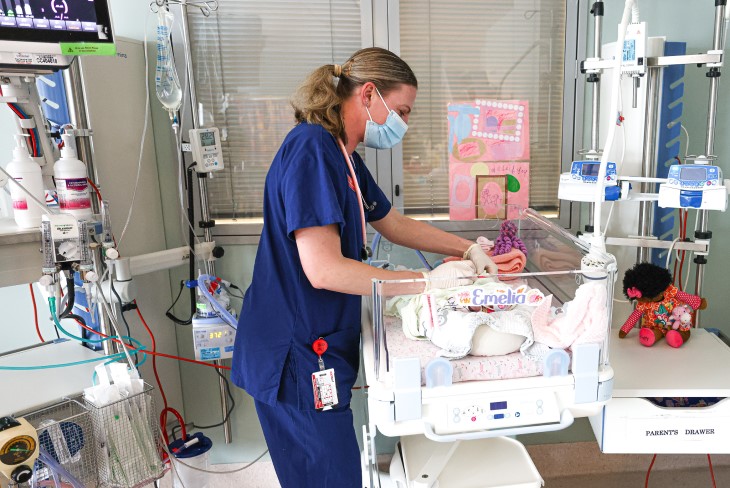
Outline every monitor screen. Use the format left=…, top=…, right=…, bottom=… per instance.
left=0, top=0, right=112, bottom=43
left=200, top=131, right=216, bottom=147
left=680, top=166, right=708, bottom=182
left=581, top=163, right=600, bottom=177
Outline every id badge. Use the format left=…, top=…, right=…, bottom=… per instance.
left=312, top=368, right=339, bottom=411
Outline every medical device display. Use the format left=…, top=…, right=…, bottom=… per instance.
left=192, top=275, right=237, bottom=360
left=658, top=163, right=728, bottom=211
left=189, top=128, right=224, bottom=172
left=0, top=417, right=38, bottom=484
left=0, top=0, right=114, bottom=70
left=193, top=317, right=235, bottom=361
left=558, top=160, right=619, bottom=202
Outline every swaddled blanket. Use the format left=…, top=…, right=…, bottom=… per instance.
left=385, top=279, right=550, bottom=360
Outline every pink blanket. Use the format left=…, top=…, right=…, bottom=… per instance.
left=488, top=248, right=527, bottom=276
left=444, top=248, right=526, bottom=277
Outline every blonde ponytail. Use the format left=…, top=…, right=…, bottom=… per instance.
left=291, top=48, right=417, bottom=144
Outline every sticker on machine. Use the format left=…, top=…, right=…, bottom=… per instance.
left=15, top=53, right=33, bottom=65
left=627, top=417, right=727, bottom=443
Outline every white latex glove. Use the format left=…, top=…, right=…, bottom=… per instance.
left=463, top=243, right=498, bottom=275
left=422, top=261, right=477, bottom=291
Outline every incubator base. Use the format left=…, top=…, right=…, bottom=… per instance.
left=385, top=435, right=542, bottom=488
left=590, top=328, right=730, bottom=453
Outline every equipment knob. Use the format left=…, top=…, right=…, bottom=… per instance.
left=12, top=465, right=33, bottom=483
left=212, top=246, right=225, bottom=259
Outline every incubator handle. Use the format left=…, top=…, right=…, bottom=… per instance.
left=422, top=410, right=574, bottom=443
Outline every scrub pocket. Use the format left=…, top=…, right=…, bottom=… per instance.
left=285, top=327, right=361, bottom=411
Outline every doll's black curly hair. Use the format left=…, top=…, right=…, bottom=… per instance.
left=622, top=262, right=673, bottom=300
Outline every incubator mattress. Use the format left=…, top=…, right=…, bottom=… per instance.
left=384, top=316, right=544, bottom=385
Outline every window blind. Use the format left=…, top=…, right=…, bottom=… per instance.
left=187, top=1, right=362, bottom=219
left=399, top=0, right=567, bottom=212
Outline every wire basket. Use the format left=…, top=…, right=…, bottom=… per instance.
left=84, top=383, right=165, bottom=488
left=23, top=398, right=99, bottom=487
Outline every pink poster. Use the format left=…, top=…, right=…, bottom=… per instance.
left=449, top=162, right=529, bottom=221
left=447, top=100, right=530, bottom=163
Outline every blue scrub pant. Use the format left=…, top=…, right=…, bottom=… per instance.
left=253, top=354, right=362, bottom=487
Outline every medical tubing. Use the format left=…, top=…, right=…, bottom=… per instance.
left=49, top=297, right=141, bottom=352
left=0, top=349, right=139, bottom=370
left=73, top=313, right=229, bottom=370
left=196, top=274, right=238, bottom=328
left=92, top=281, right=139, bottom=370
left=593, top=0, right=636, bottom=243
left=415, top=250, right=432, bottom=270
left=0, top=165, right=53, bottom=215
left=135, top=301, right=169, bottom=410
left=38, top=448, right=86, bottom=488
left=159, top=426, right=269, bottom=475
left=29, top=283, right=44, bottom=343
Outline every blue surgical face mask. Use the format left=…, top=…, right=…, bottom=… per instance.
left=363, top=86, right=408, bottom=149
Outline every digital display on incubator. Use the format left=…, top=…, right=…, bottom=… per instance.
left=0, top=0, right=113, bottom=43
left=581, top=163, right=600, bottom=177
left=490, top=401, right=507, bottom=411
left=680, top=166, right=708, bottom=182
left=200, top=131, right=216, bottom=147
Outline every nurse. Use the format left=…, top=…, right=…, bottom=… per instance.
left=231, top=47, right=496, bottom=487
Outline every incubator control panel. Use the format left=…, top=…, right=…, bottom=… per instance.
left=442, top=392, right=561, bottom=434
left=189, top=128, right=225, bottom=173
left=192, top=317, right=235, bottom=361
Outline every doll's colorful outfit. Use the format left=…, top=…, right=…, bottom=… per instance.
left=620, top=285, right=702, bottom=336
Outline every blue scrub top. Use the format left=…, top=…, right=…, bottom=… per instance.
left=231, top=123, right=391, bottom=409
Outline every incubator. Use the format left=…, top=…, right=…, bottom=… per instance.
left=361, top=207, right=617, bottom=486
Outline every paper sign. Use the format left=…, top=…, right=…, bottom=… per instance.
left=448, top=100, right=530, bottom=163
left=449, top=162, right=530, bottom=220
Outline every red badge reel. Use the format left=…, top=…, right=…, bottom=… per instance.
left=311, top=338, right=338, bottom=411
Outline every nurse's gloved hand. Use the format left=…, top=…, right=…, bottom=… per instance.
left=422, top=261, right=477, bottom=291
left=463, top=243, right=498, bottom=275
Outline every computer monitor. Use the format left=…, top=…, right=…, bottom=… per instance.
left=0, top=0, right=114, bottom=72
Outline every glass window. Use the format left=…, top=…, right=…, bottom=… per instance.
left=187, top=0, right=362, bottom=219
left=398, top=1, right=568, bottom=215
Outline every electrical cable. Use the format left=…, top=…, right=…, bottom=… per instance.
left=680, top=124, right=690, bottom=159
left=166, top=280, right=193, bottom=325
left=29, top=283, right=44, bottom=343
left=644, top=454, right=656, bottom=488
left=135, top=301, right=169, bottom=411
left=72, top=314, right=229, bottom=370
left=87, top=177, right=103, bottom=205
left=160, top=426, right=269, bottom=477
left=110, top=277, right=139, bottom=366
left=171, top=367, right=234, bottom=441
left=708, top=454, right=717, bottom=488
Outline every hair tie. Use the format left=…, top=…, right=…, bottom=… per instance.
left=333, top=64, right=342, bottom=78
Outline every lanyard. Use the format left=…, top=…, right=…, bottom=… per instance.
left=337, top=138, right=372, bottom=260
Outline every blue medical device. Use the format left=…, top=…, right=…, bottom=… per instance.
left=558, top=161, right=620, bottom=202
left=658, top=164, right=727, bottom=211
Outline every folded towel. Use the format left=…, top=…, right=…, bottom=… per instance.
left=487, top=248, right=526, bottom=279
